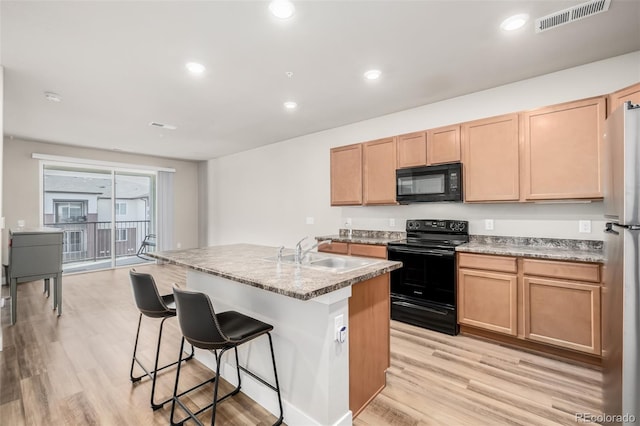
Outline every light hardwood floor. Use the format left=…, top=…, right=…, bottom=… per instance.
left=1, top=264, right=602, bottom=425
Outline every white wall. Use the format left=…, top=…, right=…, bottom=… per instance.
left=209, top=52, right=640, bottom=248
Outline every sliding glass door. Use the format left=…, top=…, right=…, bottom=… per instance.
left=114, top=172, right=156, bottom=268
left=42, top=165, right=156, bottom=273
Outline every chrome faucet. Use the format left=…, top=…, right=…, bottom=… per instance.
left=294, top=236, right=309, bottom=264
left=295, top=237, right=332, bottom=264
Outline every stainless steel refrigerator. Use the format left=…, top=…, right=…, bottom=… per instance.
left=603, top=101, right=640, bottom=425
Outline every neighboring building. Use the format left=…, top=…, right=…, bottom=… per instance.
left=43, top=170, right=152, bottom=263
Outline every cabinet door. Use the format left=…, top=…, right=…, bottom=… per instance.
left=427, top=124, right=460, bottom=165
left=522, top=97, right=605, bottom=200
left=462, top=114, right=520, bottom=202
left=363, top=137, right=397, bottom=205
left=397, top=132, right=427, bottom=168
left=331, top=144, right=363, bottom=205
left=608, top=82, right=640, bottom=115
left=458, top=268, right=518, bottom=336
left=523, top=277, right=601, bottom=355
left=349, top=274, right=390, bottom=416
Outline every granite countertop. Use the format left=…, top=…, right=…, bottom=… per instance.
left=149, top=244, right=402, bottom=301
left=456, top=235, right=604, bottom=263
left=315, top=229, right=406, bottom=245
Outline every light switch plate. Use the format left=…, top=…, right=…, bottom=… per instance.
left=306, top=217, right=315, bottom=225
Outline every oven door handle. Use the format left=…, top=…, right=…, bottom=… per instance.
left=388, top=247, right=454, bottom=257
left=392, top=301, right=448, bottom=316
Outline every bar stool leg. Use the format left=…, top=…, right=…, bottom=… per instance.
left=267, top=333, right=284, bottom=426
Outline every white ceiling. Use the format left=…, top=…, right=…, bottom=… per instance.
left=2, top=1, right=639, bottom=161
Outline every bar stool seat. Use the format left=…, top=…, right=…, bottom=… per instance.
left=129, top=269, right=194, bottom=410
left=170, top=286, right=284, bottom=426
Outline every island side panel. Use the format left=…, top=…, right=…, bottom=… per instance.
left=349, top=273, right=391, bottom=417
left=187, top=269, right=352, bottom=426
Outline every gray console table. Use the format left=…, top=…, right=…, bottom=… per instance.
left=8, top=227, right=64, bottom=325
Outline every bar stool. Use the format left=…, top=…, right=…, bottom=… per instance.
left=129, top=269, right=194, bottom=410
left=170, top=286, right=284, bottom=426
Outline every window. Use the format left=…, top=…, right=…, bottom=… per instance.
left=115, top=201, right=127, bottom=216
left=63, top=230, right=85, bottom=253
left=116, top=229, right=128, bottom=242
left=55, top=201, right=87, bottom=223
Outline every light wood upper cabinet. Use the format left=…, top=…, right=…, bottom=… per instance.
left=330, top=144, right=363, bottom=206
left=397, top=132, right=427, bottom=168
left=523, top=276, right=601, bottom=355
left=462, top=113, right=520, bottom=202
left=396, top=126, right=460, bottom=168
left=608, top=82, right=640, bottom=115
left=522, top=97, right=605, bottom=201
left=363, top=137, right=397, bottom=205
left=427, top=124, right=461, bottom=165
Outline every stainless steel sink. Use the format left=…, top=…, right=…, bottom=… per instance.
left=266, top=252, right=381, bottom=273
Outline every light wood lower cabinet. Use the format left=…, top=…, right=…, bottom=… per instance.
left=523, top=276, right=601, bottom=355
left=319, top=243, right=390, bottom=416
left=457, top=253, right=602, bottom=356
left=320, top=242, right=387, bottom=259
left=349, top=273, right=390, bottom=417
left=458, top=268, right=518, bottom=336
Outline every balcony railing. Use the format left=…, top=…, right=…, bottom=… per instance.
left=44, top=220, right=153, bottom=264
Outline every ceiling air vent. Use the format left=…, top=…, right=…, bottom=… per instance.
left=149, top=122, right=177, bottom=130
left=535, top=0, right=610, bottom=33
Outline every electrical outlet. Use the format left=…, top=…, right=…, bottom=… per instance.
left=306, top=216, right=315, bottom=225
left=484, top=219, right=494, bottom=230
left=334, top=314, right=344, bottom=341
left=345, top=218, right=352, bottom=226
left=176, top=242, right=182, bottom=249
left=579, top=220, right=592, bottom=233
left=389, top=218, right=396, bottom=227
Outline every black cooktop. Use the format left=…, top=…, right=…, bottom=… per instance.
left=388, top=219, right=469, bottom=249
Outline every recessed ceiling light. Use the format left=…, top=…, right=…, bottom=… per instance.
left=44, top=91, right=62, bottom=102
left=269, top=0, right=295, bottom=19
left=364, top=69, right=382, bottom=80
left=185, top=62, right=206, bottom=74
left=283, top=101, right=298, bottom=110
left=500, top=13, right=529, bottom=31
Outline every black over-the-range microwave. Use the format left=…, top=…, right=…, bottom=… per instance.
left=396, top=162, right=463, bottom=203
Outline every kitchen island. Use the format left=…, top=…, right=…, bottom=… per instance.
left=150, top=244, right=402, bottom=426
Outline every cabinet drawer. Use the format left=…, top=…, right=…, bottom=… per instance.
left=458, top=253, right=517, bottom=273
left=349, top=244, right=387, bottom=259
left=522, top=259, right=600, bottom=283
left=318, top=242, right=349, bottom=255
